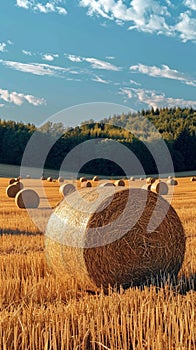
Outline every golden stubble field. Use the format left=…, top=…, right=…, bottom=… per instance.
left=0, top=177, right=195, bottom=350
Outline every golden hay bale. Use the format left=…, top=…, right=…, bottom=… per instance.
left=45, top=187, right=185, bottom=291
left=6, top=182, right=24, bottom=198
left=168, top=175, right=173, bottom=180
left=59, top=183, right=76, bottom=197
left=58, top=177, right=64, bottom=183
left=80, top=177, right=87, bottom=182
left=114, top=179, right=125, bottom=187
left=8, top=178, right=19, bottom=185
left=47, top=177, right=53, bottom=182
left=92, top=176, right=99, bottom=181
left=40, top=176, right=46, bottom=180
left=130, top=176, right=135, bottom=181
left=151, top=180, right=168, bottom=195
left=99, top=182, right=115, bottom=187
left=142, top=184, right=151, bottom=191
left=190, top=177, right=196, bottom=182
left=81, top=181, right=92, bottom=188
left=26, top=175, right=31, bottom=179
left=15, top=189, right=40, bottom=208
left=146, top=177, right=157, bottom=184
left=167, top=179, right=178, bottom=186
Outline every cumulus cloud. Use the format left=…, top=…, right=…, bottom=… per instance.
left=42, top=53, right=59, bottom=61
left=16, top=0, right=67, bottom=15
left=0, top=87, right=45, bottom=106
left=66, top=53, right=121, bottom=71
left=0, top=59, right=70, bottom=77
left=0, top=43, right=7, bottom=52
left=67, top=54, right=82, bottom=62
left=175, top=12, right=196, bottom=42
left=184, top=0, right=196, bottom=11
left=120, top=87, right=196, bottom=109
left=130, top=63, right=196, bottom=86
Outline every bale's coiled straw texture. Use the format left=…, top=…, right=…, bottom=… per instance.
left=15, top=189, right=40, bottom=208
left=167, top=179, right=178, bottom=186
left=114, top=179, right=125, bottom=187
left=59, top=183, right=76, bottom=197
left=6, top=182, right=24, bottom=198
left=151, top=180, right=168, bottom=195
left=81, top=181, right=92, bottom=188
left=45, top=187, right=185, bottom=291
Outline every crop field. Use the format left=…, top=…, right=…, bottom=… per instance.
left=0, top=177, right=195, bottom=350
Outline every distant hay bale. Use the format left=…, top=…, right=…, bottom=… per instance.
left=15, top=189, right=40, bottom=209
left=167, top=179, right=178, bottom=186
left=40, top=176, right=46, bottom=180
left=151, top=180, right=168, bottom=195
left=6, top=182, right=24, bottom=198
left=92, top=176, right=99, bottom=181
left=80, top=177, right=87, bottom=182
left=26, top=175, right=31, bottom=179
left=59, top=184, right=76, bottom=197
left=130, top=177, right=135, bottom=181
left=139, top=178, right=143, bottom=181
left=8, top=178, right=19, bottom=185
left=45, top=187, right=185, bottom=291
left=114, top=179, right=125, bottom=187
left=146, top=177, right=156, bottom=184
left=58, top=177, right=64, bottom=183
left=190, top=177, right=196, bottom=182
left=47, top=177, right=53, bottom=182
left=81, top=181, right=92, bottom=188
left=99, top=182, right=115, bottom=187
left=142, top=184, right=151, bottom=191
left=168, top=175, right=173, bottom=180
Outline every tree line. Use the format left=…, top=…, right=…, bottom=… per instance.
left=0, top=107, right=195, bottom=176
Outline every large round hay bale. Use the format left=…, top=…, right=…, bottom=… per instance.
left=58, top=177, right=64, bottom=183
left=59, top=183, right=76, bottom=197
left=45, top=187, right=185, bottom=291
left=47, top=177, right=53, bottom=182
left=151, top=180, right=168, bottom=195
left=92, top=176, right=99, bottom=181
left=142, top=184, right=151, bottom=191
left=15, top=189, right=40, bottom=208
left=167, top=179, right=178, bottom=186
left=8, top=178, right=19, bottom=185
left=190, top=177, right=196, bottom=182
left=114, top=179, right=125, bottom=187
left=80, top=177, right=87, bottom=183
left=6, top=182, right=24, bottom=198
left=81, top=181, right=92, bottom=188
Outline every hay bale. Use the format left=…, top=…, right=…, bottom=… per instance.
left=58, top=177, right=64, bottom=183
left=45, top=187, right=185, bottom=291
left=15, top=189, right=40, bottom=208
left=168, top=175, right=173, bottom=180
left=151, top=180, right=168, bottom=195
left=81, top=181, right=92, bottom=188
left=92, top=176, right=99, bottom=181
left=99, top=182, right=115, bottom=187
left=167, top=179, right=178, bottom=186
left=114, top=179, right=125, bottom=187
left=146, top=177, right=157, bottom=184
left=130, top=176, right=135, bottom=181
left=40, top=176, right=46, bottom=180
left=47, top=177, right=53, bottom=182
left=142, top=184, right=151, bottom=191
left=80, top=177, right=87, bottom=182
left=59, top=183, right=76, bottom=197
left=6, top=182, right=24, bottom=198
left=8, top=178, right=19, bottom=185
left=190, top=177, right=196, bottom=182
left=26, top=175, right=31, bottom=179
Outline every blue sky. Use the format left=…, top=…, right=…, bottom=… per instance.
left=0, top=0, right=196, bottom=126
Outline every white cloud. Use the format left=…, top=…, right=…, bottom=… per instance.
left=22, top=50, right=32, bottom=56
left=42, top=53, right=59, bottom=61
left=0, top=104, right=4, bottom=108
left=67, top=54, right=82, bottom=62
left=0, top=43, right=7, bottom=52
left=129, top=79, right=141, bottom=86
left=16, top=0, right=67, bottom=15
left=130, top=63, right=196, bottom=86
left=66, top=53, right=121, bottom=71
left=0, top=59, right=70, bottom=77
left=92, top=75, right=109, bottom=83
left=175, top=12, right=196, bottom=42
left=120, top=87, right=196, bottom=109
left=0, top=87, right=45, bottom=106
left=184, top=0, right=196, bottom=11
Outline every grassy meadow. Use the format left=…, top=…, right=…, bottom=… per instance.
left=0, top=177, right=195, bottom=350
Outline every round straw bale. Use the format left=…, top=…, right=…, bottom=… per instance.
left=45, top=187, right=185, bottom=291
left=190, top=177, right=196, bottom=182
left=80, top=177, right=87, bottom=182
left=6, top=182, right=24, bottom=198
left=81, top=181, right=92, bottom=188
left=99, top=182, right=115, bottom=187
left=142, top=184, right=151, bottom=191
left=59, top=183, right=76, bottom=197
left=130, top=176, right=135, bottom=181
left=58, top=177, right=64, bottom=183
left=114, top=179, right=125, bottom=187
left=40, top=176, right=46, bottom=180
left=146, top=177, right=156, bottom=184
left=168, top=175, right=173, bottom=180
left=15, top=189, right=40, bottom=208
left=26, top=175, right=31, bottom=179
left=151, top=180, right=168, bottom=195
left=167, top=179, right=178, bottom=186
left=8, top=178, right=19, bottom=185
left=92, top=176, right=99, bottom=181
left=47, top=177, right=53, bottom=182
